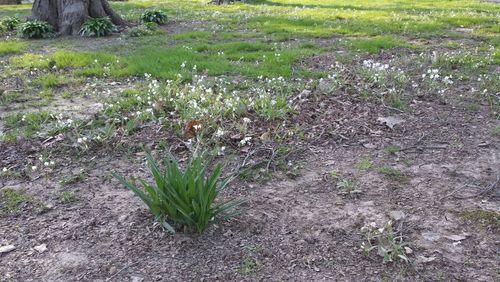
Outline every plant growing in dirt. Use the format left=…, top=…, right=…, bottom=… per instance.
left=140, top=10, right=168, bottom=24
left=361, top=221, right=410, bottom=264
left=18, top=20, right=53, bottom=39
left=115, top=152, right=243, bottom=233
left=123, top=23, right=159, bottom=38
left=80, top=17, right=115, bottom=37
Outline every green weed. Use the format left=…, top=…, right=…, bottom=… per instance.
left=361, top=221, right=410, bottom=264
left=59, top=191, right=77, bottom=203
left=358, top=158, right=373, bottom=170
left=1, top=188, right=31, bottom=214
left=378, top=166, right=408, bottom=184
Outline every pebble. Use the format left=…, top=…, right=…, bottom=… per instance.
left=389, top=210, right=406, bottom=221
left=0, top=245, right=15, bottom=254
left=34, top=244, right=47, bottom=253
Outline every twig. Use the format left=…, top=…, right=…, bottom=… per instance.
left=400, top=144, right=448, bottom=152
left=240, top=146, right=274, bottom=169
left=452, top=175, right=500, bottom=199
left=382, top=102, right=405, bottom=113
left=441, top=176, right=500, bottom=200
left=439, top=183, right=469, bottom=201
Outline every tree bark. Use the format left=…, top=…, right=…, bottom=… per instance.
left=31, top=0, right=127, bottom=35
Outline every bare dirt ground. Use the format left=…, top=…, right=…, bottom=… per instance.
left=0, top=11, right=499, bottom=279
left=1, top=65, right=499, bottom=281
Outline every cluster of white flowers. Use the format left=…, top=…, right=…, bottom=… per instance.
left=442, top=75, right=453, bottom=85
left=239, top=136, right=252, bottom=146
left=362, top=60, right=391, bottom=72
left=77, top=136, right=88, bottom=144
left=422, top=68, right=440, bottom=80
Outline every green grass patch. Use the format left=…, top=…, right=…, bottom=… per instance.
left=348, top=36, right=409, bottom=53
left=2, top=111, right=55, bottom=141
left=36, top=73, right=64, bottom=89
left=378, top=166, right=409, bottom=184
left=1, top=188, right=31, bottom=214
left=0, top=41, right=25, bottom=56
left=171, top=31, right=212, bottom=41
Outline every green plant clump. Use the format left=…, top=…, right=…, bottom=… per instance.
left=1, top=16, right=20, bottom=31
left=124, top=23, right=159, bottom=38
left=80, top=17, right=115, bottom=37
left=140, top=10, right=168, bottom=24
left=19, top=20, right=53, bottom=39
left=116, top=152, right=243, bottom=233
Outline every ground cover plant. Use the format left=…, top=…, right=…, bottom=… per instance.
left=116, top=152, right=242, bottom=233
left=0, top=0, right=499, bottom=280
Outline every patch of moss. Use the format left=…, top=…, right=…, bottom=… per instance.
left=461, top=209, right=500, bottom=229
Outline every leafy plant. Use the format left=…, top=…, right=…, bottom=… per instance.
left=115, top=152, right=243, bottom=233
left=19, top=20, right=53, bottom=39
left=336, top=178, right=362, bottom=195
left=124, top=23, right=159, bottom=38
left=357, top=158, right=373, bottom=170
left=60, top=191, right=77, bottom=203
left=80, top=17, right=115, bottom=37
left=1, top=16, right=20, bottom=31
left=140, top=10, right=168, bottom=24
left=361, top=221, right=410, bottom=264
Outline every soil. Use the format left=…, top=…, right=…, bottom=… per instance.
left=1, top=73, right=499, bottom=281
left=1, top=18, right=499, bottom=282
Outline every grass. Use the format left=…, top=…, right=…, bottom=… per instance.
left=60, top=191, right=77, bottom=203
left=2, top=111, right=55, bottom=141
left=358, top=158, right=373, bottom=170
left=1, top=188, right=31, bottom=214
left=0, top=41, right=25, bottom=56
left=348, top=36, right=409, bottom=53
left=385, top=145, right=401, bottom=155
left=378, top=166, right=409, bottom=184
left=37, top=73, right=64, bottom=89
left=239, top=257, right=262, bottom=274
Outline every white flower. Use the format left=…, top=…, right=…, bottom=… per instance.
left=218, top=146, right=226, bottom=156
left=2, top=167, right=7, bottom=172
left=239, top=136, right=252, bottom=146
left=44, top=162, right=49, bottom=166
left=215, top=128, right=225, bottom=138
left=31, top=166, right=37, bottom=171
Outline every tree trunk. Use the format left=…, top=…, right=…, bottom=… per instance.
left=31, top=0, right=127, bottom=35
left=0, top=0, right=21, bottom=4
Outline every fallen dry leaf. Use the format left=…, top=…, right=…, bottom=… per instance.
left=182, top=120, right=202, bottom=139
